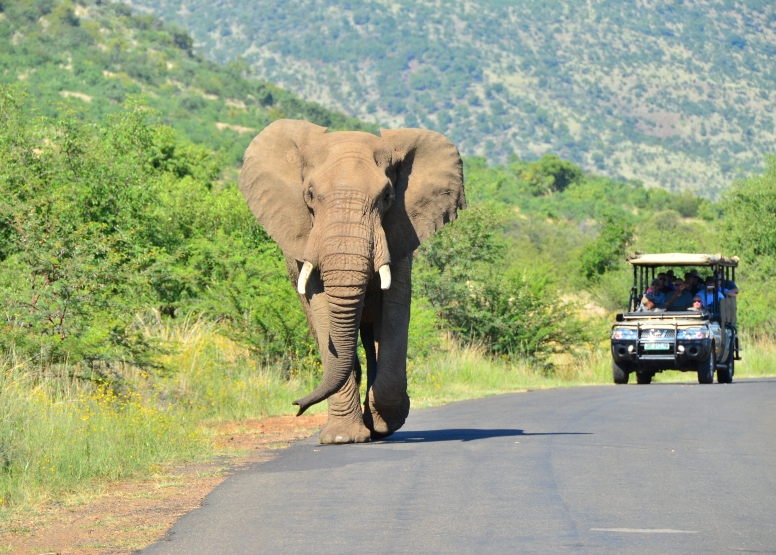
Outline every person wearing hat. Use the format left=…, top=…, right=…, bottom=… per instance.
left=645, top=278, right=669, bottom=306
left=640, top=281, right=668, bottom=311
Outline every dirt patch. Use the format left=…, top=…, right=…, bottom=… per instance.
left=0, top=413, right=327, bottom=555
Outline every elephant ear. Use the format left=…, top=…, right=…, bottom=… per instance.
left=238, top=119, right=328, bottom=261
left=380, top=128, right=466, bottom=261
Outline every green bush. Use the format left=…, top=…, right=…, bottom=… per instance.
left=415, top=205, right=589, bottom=360
left=0, top=87, right=309, bottom=375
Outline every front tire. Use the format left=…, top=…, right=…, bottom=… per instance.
left=717, top=338, right=734, bottom=384
left=697, top=344, right=715, bottom=384
left=613, top=360, right=630, bottom=384
left=636, top=371, right=653, bottom=385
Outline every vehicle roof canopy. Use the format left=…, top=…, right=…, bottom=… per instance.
left=626, top=253, right=739, bottom=268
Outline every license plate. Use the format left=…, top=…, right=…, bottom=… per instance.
left=645, top=343, right=670, bottom=351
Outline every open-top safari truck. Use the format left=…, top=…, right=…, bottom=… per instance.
left=610, top=253, right=741, bottom=385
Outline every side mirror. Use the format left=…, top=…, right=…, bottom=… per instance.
left=616, top=313, right=625, bottom=322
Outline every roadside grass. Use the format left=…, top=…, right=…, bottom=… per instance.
left=407, top=343, right=611, bottom=408
left=0, top=314, right=324, bottom=521
left=651, top=331, right=775, bottom=383
left=139, top=313, right=326, bottom=421
left=0, top=360, right=205, bottom=516
left=735, top=332, right=776, bottom=377
left=1, top=319, right=774, bottom=521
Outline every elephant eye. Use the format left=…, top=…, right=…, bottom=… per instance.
left=382, top=187, right=394, bottom=206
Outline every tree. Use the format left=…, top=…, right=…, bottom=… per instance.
left=579, top=213, right=633, bottom=281
left=723, top=156, right=776, bottom=259
left=520, top=154, right=583, bottom=196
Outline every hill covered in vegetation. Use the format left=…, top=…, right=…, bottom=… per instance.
left=0, top=0, right=374, bottom=164
left=123, top=0, right=776, bottom=197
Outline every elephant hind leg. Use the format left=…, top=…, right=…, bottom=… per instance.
left=363, top=257, right=412, bottom=439
left=360, top=322, right=377, bottom=391
left=353, top=348, right=362, bottom=387
left=364, top=388, right=410, bottom=439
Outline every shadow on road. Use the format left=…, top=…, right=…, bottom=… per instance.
left=380, top=429, right=592, bottom=443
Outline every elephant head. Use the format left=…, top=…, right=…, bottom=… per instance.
left=239, top=119, right=465, bottom=416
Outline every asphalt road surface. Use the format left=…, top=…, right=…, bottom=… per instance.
left=144, top=379, right=776, bottom=554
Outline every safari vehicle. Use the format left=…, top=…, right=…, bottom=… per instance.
left=610, top=253, right=741, bottom=385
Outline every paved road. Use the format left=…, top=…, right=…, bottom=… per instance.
left=144, top=379, right=776, bottom=554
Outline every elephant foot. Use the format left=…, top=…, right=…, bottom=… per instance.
left=319, top=418, right=371, bottom=444
left=363, top=389, right=410, bottom=439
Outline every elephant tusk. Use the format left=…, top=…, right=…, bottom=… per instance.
left=379, top=264, right=391, bottom=290
left=297, top=261, right=314, bottom=294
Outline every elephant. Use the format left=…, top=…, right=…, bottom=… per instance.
left=238, top=119, right=465, bottom=444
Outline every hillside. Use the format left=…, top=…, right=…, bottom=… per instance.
left=125, top=0, right=776, bottom=197
left=0, top=0, right=374, bottom=164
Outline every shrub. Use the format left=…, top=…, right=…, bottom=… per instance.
left=415, top=205, right=589, bottom=360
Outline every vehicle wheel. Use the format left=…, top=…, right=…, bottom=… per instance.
left=612, top=360, right=630, bottom=384
left=697, top=344, right=715, bottom=384
left=636, top=371, right=653, bottom=385
left=717, top=340, right=734, bottom=384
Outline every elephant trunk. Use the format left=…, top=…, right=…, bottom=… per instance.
left=293, top=203, right=379, bottom=415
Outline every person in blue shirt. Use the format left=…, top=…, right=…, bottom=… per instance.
left=643, top=278, right=669, bottom=309
left=716, top=274, right=739, bottom=297
left=701, top=276, right=724, bottom=307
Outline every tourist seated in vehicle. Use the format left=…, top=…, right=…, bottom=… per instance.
left=689, top=295, right=704, bottom=311
left=701, top=276, right=724, bottom=307
left=639, top=293, right=666, bottom=312
left=685, top=271, right=704, bottom=296
left=716, top=273, right=739, bottom=297
left=640, top=278, right=667, bottom=309
left=645, top=278, right=659, bottom=295
left=657, top=272, right=675, bottom=292
left=665, top=278, right=693, bottom=310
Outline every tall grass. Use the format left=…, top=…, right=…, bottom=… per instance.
left=0, top=359, right=204, bottom=513
left=137, top=313, right=326, bottom=421
left=0, top=314, right=323, bottom=519
left=732, top=331, right=776, bottom=377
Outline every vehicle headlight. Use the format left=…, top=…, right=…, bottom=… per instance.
left=612, top=327, right=638, bottom=340
left=677, top=327, right=709, bottom=340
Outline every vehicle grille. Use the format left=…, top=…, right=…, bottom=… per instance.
left=639, top=329, right=675, bottom=340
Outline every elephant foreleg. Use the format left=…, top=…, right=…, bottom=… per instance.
left=364, top=256, right=411, bottom=438
left=319, top=370, right=370, bottom=444
left=304, top=267, right=370, bottom=444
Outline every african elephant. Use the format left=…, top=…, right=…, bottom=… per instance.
left=238, top=119, right=465, bottom=444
